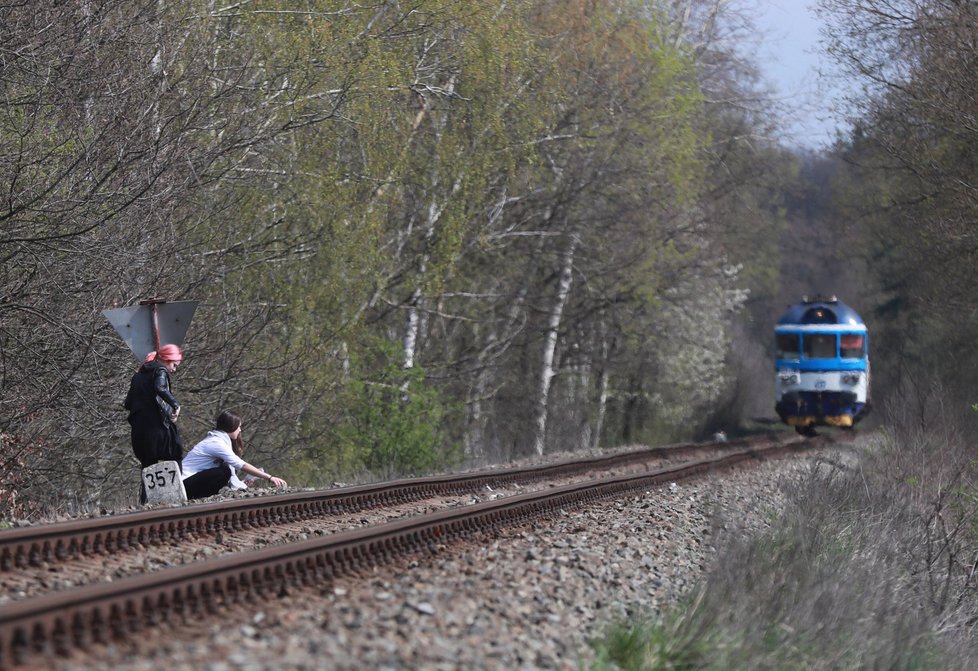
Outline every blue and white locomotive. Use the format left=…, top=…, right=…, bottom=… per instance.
left=774, top=296, right=870, bottom=435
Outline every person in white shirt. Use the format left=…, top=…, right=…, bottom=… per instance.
left=182, top=410, right=287, bottom=500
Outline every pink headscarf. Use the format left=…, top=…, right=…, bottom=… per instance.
left=144, top=343, right=184, bottom=364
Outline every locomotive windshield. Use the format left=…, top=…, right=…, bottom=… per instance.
left=776, top=334, right=800, bottom=359
left=803, top=333, right=836, bottom=358
left=840, top=334, right=865, bottom=358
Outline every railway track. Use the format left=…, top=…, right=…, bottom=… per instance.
left=0, top=431, right=846, bottom=669
left=0, top=434, right=785, bottom=573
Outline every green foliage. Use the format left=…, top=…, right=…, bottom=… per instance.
left=287, top=340, right=460, bottom=485
left=337, top=353, right=459, bottom=478
left=587, top=611, right=712, bottom=671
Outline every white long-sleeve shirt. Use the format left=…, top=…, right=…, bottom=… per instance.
left=181, top=430, right=246, bottom=481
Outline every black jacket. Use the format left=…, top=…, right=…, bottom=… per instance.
left=124, top=360, right=180, bottom=426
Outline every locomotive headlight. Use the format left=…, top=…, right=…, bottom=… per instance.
left=842, top=373, right=861, bottom=385
left=779, top=373, right=799, bottom=385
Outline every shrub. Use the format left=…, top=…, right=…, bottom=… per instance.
left=336, top=361, right=459, bottom=479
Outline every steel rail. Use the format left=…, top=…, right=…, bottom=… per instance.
left=0, top=438, right=822, bottom=669
left=0, top=435, right=786, bottom=571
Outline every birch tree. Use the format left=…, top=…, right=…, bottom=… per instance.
left=414, top=0, right=710, bottom=456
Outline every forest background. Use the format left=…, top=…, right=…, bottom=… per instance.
left=1, top=0, right=975, bottom=518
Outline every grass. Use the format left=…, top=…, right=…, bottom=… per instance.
left=587, top=408, right=978, bottom=670
left=587, top=604, right=713, bottom=671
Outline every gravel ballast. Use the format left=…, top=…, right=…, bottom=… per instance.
left=53, top=443, right=858, bottom=671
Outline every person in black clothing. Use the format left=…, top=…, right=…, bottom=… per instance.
left=124, top=343, right=185, bottom=474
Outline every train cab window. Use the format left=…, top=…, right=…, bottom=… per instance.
left=776, top=334, right=800, bottom=359
left=840, top=334, right=865, bottom=358
left=803, top=333, right=836, bottom=359
left=802, top=307, right=836, bottom=323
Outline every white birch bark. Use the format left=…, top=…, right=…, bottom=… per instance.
left=402, top=287, right=422, bottom=370
left=591, top=332, right=612, bottom=451
left=531, top=234, right=578, bottom=456
left=400, top=72, right=459, bottom=376
left=401, top=179, right=460, bottom=375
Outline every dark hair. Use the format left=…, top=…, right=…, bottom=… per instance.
left=216, top=410, right=244, bottom=456
left=215, top=410, right=241, bottom=433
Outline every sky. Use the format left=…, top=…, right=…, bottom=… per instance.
left=749, top=0, right=844, bottom=149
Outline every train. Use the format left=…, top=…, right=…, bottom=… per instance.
left=774, top=295, right=870, bottom=436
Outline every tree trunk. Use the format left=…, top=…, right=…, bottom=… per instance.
left=532, top=234, right=577, bottom=456
left=591, top=333, right=613, bottom=451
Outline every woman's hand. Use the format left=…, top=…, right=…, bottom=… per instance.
left=171, top=406, right=181, bottom=421
left=242, top=463, right=287, bottom=489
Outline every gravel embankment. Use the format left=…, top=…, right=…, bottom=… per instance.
left=53, top=443, right=859, bottom=671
